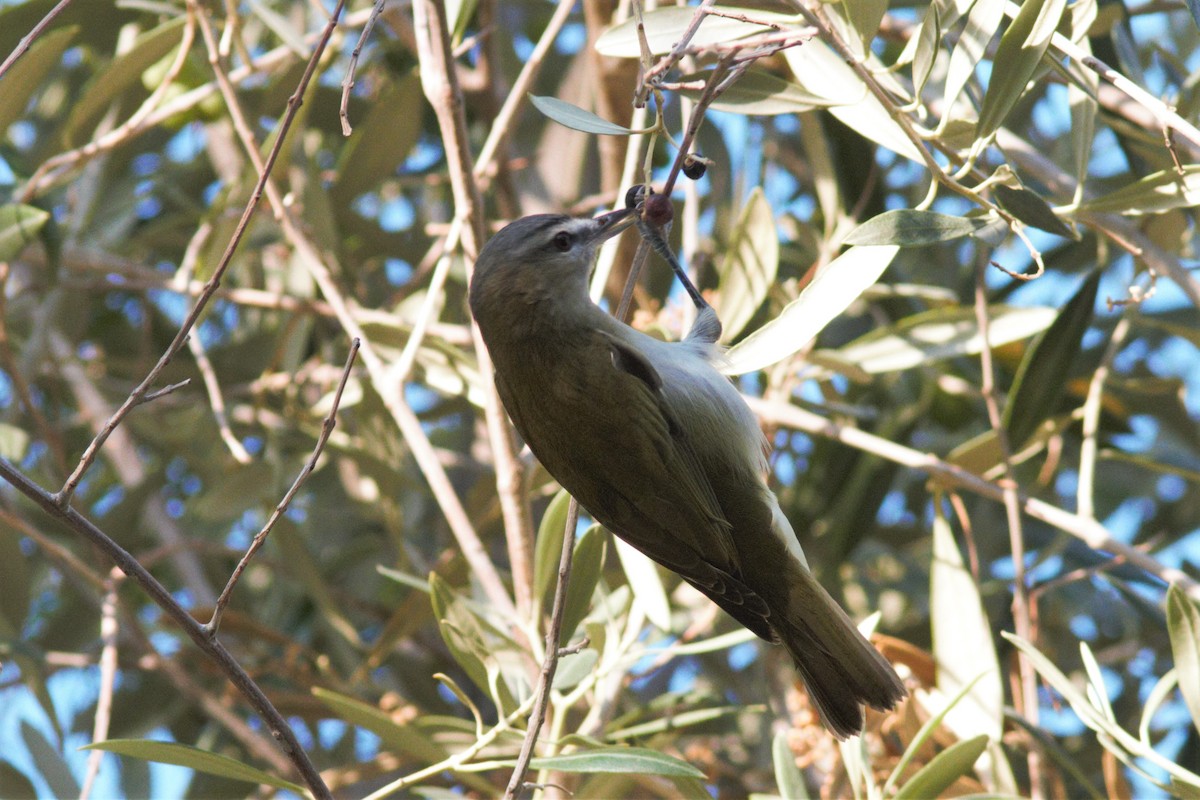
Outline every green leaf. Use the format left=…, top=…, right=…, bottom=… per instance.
left=0, top=204, right=50, bottom=262
left=912, top=2, right=942, bottom=96
left=527, top=746, right=707, bottom=779
left=1003, top=270, right=1099, bottom=447
left=64, top=16, right=188, bottom=147
left=333, top=75, right=423, bottom=205
left=561, top=524, right=606, bottom=640
left=312, top=687, right=448, bottom=763
left=81, top=739, right=306, bottom=794
left=931, top=499, right=1003, bottom=738
left=717, top=187, right=779, bottom=341
left=595, top=7, right=796, bottom=57
left=820, top=305, right=1056, bottom=375
left=976, top=0, right=1067, bottom=139
left=552, top=647, right=599, bottom=690
left=614, top=538, right=671, bottom=631
left=21, top=722, right=77, bottom=799
left=430, top=573, right=493, bottom=697
left=1074, top=166, right=1200, bottom=215
left=0, top=26, right=77, bottom=133
left=843, top=0, right=889, bottom=43
left=529, top=95, right=634, bottom=136
left=844, top=209, right=990, bottom=246
left=679, top=69, right=837, bottom=115
left=534, top=489, right=573, bottom=607
left=723, top=245, right=899, bottom=375
left=993, top=184, right=1075, bottom=238
left=0, top=516, right=30, bottom=638
left=894, top=735, right=988, bottom=800
left=773, top=730, right=810, bottom=800
left=943, top=0, right=1005, bottom=112
left=1167, top=584, right=1200, bottom=736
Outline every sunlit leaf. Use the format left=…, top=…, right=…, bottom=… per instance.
left=943, top=0, right=1005, bottom=111
left=717, top=187, right=778, bottom=341
left=530, top=95, right=635, bottom=136
left=679, top=69, right=838, bottom=115
left=912, top=2, right=942, bottom=95
left=976, top=0, right=1067, bottom=139
left=614, top=538, right=671, bottom=631
left=820, top=305, right=1057, bottom=375
left=1074, top=166, right=1200, bottom=215
left=844, top=209, right=990, bottom=246
left=595, top=6, right=796, bottom=57
left=526, top=746, right=707, bottom=779
left=722, top=245, right=899, bottom=375
left=1167, top=584, right=1200, bottom=736
left=82, top=739, right=305, bottom=793
left=843, top=0, right=889, bottom=43
left=894, top=735, right=988, bottom=800
left=312, top=688, right=448, bottom=763
left=773, top=730, right=810, bottom=799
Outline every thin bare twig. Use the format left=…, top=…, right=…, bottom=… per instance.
left=79, top=567, right=121, bottom=800
left=0, top=0, right=74, bottom=81
left=0, top=458, right=332, bottom=799
left=54, top=0, right=336, bottom=508
left=504, top=499, right=581, bottom=799
left=206, top=339, right=360, bottom=636
left=340, top=0, right=387, bottom=135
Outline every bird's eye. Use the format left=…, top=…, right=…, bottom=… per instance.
left=552, top=231, right=573, bottom=252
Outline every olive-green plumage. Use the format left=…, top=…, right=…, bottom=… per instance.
left=469, top=209, right=905, bottom=738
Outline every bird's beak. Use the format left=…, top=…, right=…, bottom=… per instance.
left=591, top=207, right=637, bottom=242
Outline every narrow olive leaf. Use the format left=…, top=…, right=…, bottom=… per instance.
left=0, top=205, right=50, bottom=262
left=81, top=740, right=305, bottom=794
left=21, top=722, right=76, bottom=798
left=1074, top=166, right=1200, bottom=215
left=912, top=2, right=942, bottom=96
left=976, top=0, right=1067, bottom=140
left=1003, top=270, right=1100, bottom=447
left=0, top=26, right=77, bottom=133
left=894, top=735, right=989, bottom=800
left=333, top=74, right=423, bottom=204
left=844, top=209, right=989, bottom=246
left=1068, top=43, right=1099, bottom=204
left=1002, top=632, right=1106, bottom=730
left=534, top=489, right=573, bottom=604
left=63, top=16, right=188, bottom=147
left=552, top=648, right=599, bottom=690
left=931, top=499, right=1004, bottom=741
left=678, top=70, right=838, bottom=115
left=312, top=688, right=448, bottom=763
left=526, top=746, right=706, bottom=779
left=774, top=730, right=811, bottom=800
left=717, top=187, right=779, bottom=341
left=1166, top=584, right=1200, bottom=736
left=722, top=245, right=900, bottom=375
left=429, top=573, right=492, bottom=695
left=993, top=184, right=1076, bottom=238
left=614, top=537, right=672, bottom=631
left=530, top=95, right=635, bottom=136
left=843, top=0, right=889, bottom=43
left=595, top=6, right=794, bottom=58
left=1080, top=642, right=1116, bottom=723
left=823, top=305, right=1057, bottom=375
left=561, top=524, right=606, bottom=639
left=943, top=0, right=1005, bottom=111
left=609, top=706, right=747, bottom=740
left=784, top=42, right=924, bottom=163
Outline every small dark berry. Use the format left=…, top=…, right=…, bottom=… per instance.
left=643, top=193, right=674, bottom=226
left=682, top=154, right=707, bottom=180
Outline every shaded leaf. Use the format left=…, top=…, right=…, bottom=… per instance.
left=614, top=538, right=672, bottom=631
left=534, top=489, right=573, bottom=607
left=844, top=209, right=990, bottom=246
left=1167, top=584, right=1200, bottom=736
left=333, top=75, right=423, bottom=204
left=561, top=524, right=606, bottom=640
left=993, top=184, right=1076, bottom=238
left=894, top=734, right=989, bottom=800
left=723, top=245, right=899, bottom=375
left=913, top=2, right=942, bottom=95
left=20, top=723, right=76, bottom=799
left=717, top=187, right=778, bottom=341
left=1003, top=270, right=1100, bottom=446
left=0, top=515, right=31, bottom=637
left=530, top=95, right=635, bottom=136
left=0, top=204, right=50, bottom=262
left=596, top=7, right=795, bottom=57
left=527, top=746, right=707, bottom=779
left=312, top=687, right=448, bottom=763
left=0, top=760, right=37, bottom=799
left=82, top=739, right=305, bottom=793
left=1075, top=166, right=1200, bottom=215
left=976, top=0, right=1067, bottom=139
left=0, top=26, right=77, bottom=133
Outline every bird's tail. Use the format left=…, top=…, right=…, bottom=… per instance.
left=774, top=559, right=907, bottom=739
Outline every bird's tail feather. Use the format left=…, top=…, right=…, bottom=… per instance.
left=776, top=563, right=907, bottom=740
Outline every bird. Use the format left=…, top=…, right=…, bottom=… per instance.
left=468, top=206, right=906, bottom=738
